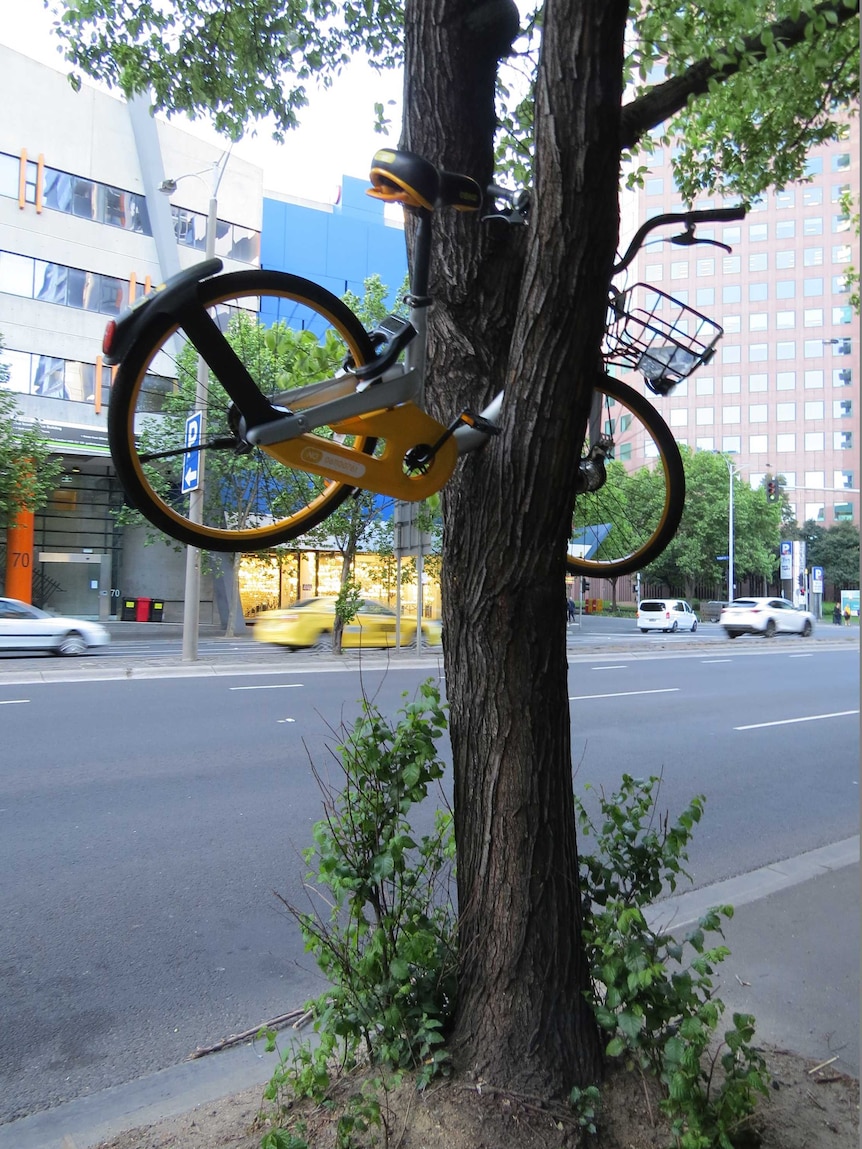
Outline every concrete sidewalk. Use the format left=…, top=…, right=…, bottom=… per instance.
left=0, top=837, right=857, bottom=1149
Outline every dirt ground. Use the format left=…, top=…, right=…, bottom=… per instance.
left=87, top=1044, right=858, bottom=1149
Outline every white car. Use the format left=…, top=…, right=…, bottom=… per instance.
left=637, top=599, right=699, bottom=633
left=0, top=597, right=111, bottom=656
left=720, top=597, right=815, bottom=639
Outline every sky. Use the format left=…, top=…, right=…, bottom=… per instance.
left=2, top=0, right=405, bottom=203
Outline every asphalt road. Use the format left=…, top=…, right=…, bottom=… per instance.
left=0, top=641, right=858, bottom=1126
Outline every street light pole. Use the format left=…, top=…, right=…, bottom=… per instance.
left=174, top=153, right=230, bottom=661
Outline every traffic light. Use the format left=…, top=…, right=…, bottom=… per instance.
left=766, top=478, right=778, bottom=502
left=581, top=578, right=590, bottom=593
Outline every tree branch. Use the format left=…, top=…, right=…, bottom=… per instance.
left=620, top=0, right=860, bottom=150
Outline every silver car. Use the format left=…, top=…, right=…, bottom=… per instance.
left=0, top=597, right=111, bottom=656
left=720, top=597, right=815, bottom=639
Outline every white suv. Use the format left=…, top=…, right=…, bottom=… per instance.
left=637, top=599, right=699, bottom=633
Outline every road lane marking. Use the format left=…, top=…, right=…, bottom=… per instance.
left=702, top=659, right=733, bottom=664
left=735, top=709, right=859, bottom=730
left=0, top=698, right=29, bottom=705
left=229, top=683, right=304, bottom=691
left=569, top=688, right=679, bottom=701
left=591, top=664, right=629, bottom=670
left=789, top=653, right=814, bottom=658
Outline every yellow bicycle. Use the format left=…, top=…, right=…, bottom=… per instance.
left=104, top=148, right=742, bottom=575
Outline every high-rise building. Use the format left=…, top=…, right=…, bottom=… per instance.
left=629, top=119, right=859, bottom=529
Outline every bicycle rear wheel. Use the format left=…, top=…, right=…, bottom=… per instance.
left=108, top=270, right=376, bottom=552
left=567, top=374, right=684, bottom=577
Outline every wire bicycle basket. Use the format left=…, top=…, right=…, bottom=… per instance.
left=603, top=284, right=723, bottom=396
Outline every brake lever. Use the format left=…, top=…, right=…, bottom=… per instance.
left=481, top=184, right=530, bottom=225
left=669, top=222, right=732, bottom=254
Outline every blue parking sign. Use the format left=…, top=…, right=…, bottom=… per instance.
left=182, top=412, right=202, bottom=494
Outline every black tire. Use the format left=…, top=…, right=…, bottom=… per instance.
left=765, top=619, right=777, bottom=638
left=727, top=631, right=739, bottom=639
left=640, top=628, right=648, bottom=633
left=671, top=621, right=679, bottom=633
left=57, top=631, right=87, bottom=656
left=691, top=619, right=697, bottom=632
left=801, top=620, right=813, bottom=637
left=109, top=270, right=377, bottom=552
left=566, top=374, right=685, bottom=578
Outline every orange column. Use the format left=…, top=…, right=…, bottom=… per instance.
left=5, top=509, right=35, bottom=602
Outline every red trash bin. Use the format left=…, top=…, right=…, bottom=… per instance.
left=135, top=597, right=152, bottom=621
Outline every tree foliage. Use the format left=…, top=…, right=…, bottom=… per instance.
left=0, top=338, right=63, bottom=529
left=799, top=518, right=861, bottom=589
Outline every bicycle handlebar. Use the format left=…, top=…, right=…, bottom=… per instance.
left=613, top=204, right=747, bottom=275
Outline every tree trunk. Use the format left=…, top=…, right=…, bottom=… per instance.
left=402, top=0, right=628, bottom=1095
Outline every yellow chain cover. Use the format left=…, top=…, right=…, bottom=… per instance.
left=259, top=402, right=458, bottom=501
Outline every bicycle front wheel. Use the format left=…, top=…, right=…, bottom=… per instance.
left=108, top=270, right=376, bottom=552
left=567, top=374, right=684, bottom=577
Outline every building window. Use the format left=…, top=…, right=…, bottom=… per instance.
left=696, top=258, right=715, bottom=276
left=804, top=370, right=824, bottom=389
left=749, top=252, right=768, bottom=272
left=695, top=437, right=716, bottom=451
left=832, top=182, right=851, bottom=202
left=834, top=398, right=852, bottom=418
left=834, top=430, right=853, bottom=449
left=644, top=263, right=663, bottom=282
left=722, top=344, right=741, bottom=363
left=833, top=244, right=852, bottom=263
left=722, top=225, right=741, bottom=245
left=722, top=406, right=741, bottom=424
left=722, top=255, right=741, bottom=275
left=775, top=188, right=795, bottom=209
left=833, top=367, right=852, bottom=387
left=721, top=435, right=742, bottom=453
left=834, top=503, right=854, bottom=522
left=775, top=221, right=796, bottom=240
left=834, top=470, right=854, bottom=490
left=749, top=282, right=768, bottom=302
left=833, top=213, right=852, bottom=233
left=722, top=315, right=741, bottom=332
left=803, top=278, right=824, bottom=296
left=830, top=338, right=852, bottom=355
left=696, top=407, right=714, bottom=425
left=749, top=312, right=768, bottom=331
left=749, top=223, right=768, bottom=242
left=803, top=247, right=824, bottom=266
left=776, top=371, right=795, bottom=390
left=802, top=187, right=823, bottom=207
left=776, top=310, right=795, bottom=329
left=804, top=400, right=824, bottom=419
left=749, top=343, right=769, bottom=361
left=696, top=375, right=714, bottom=395
left=695, top=287, right=714, bottom=307
left=803, top=308, right=823, bottom=327
left=646, top=178, right=664, bottom=196
left=749, top=434, right=769, bottom=453
left=775, top=342, right=795, bottom=360
left=669, top=408, right=688, bottom=426
left=776, top=278, right=796, bottom=297
left=722, top=284, right=741, bottom=304
left=749, top=404, right=768, bottom=423
left=803, top=216, right=823, bottom=235
left=832, top=274, right=851, bottom=294
left=776, top=432, right=796, bottom=451
left=833, top=305, right=853, bottom=325
left=831, top=153, right=850, bottom=171
left=749, top=373, right=768, bottom=392
left=805, top=432, right=825, bottom=450
left=805, top=156, right=824, bottom=176
left=722, top=375, right=741, bottom=393
left=670, top=261, right=689, bottom=280
left=777, top=402, right=796, bottom=421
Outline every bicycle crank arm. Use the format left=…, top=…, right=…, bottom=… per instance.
left=260, top=403, right=459, bottom=501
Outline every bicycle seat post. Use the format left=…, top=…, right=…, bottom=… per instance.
left=404, top=207, right=433, bottom=407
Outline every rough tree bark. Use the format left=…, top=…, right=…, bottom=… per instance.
left=400, top=0, right=628, bottom=1096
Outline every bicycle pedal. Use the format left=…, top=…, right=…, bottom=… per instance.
left=459, top=410, right=500, bottom=435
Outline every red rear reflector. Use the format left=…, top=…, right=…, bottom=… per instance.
left=103, top=321, right=116, bottom=356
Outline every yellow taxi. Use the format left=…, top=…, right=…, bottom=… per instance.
left=252, top=597, right=442, bottom=650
